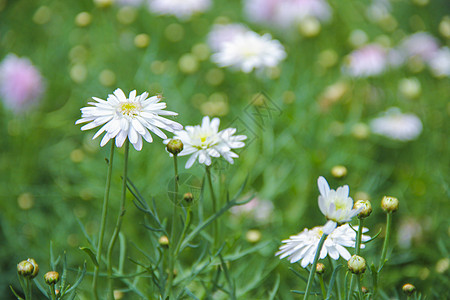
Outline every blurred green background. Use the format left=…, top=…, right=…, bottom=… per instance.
left=0, top=0, right=449, bottom=298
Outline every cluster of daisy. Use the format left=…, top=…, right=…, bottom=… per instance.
left=208, top=24, right=286, bottom=73
left=276, top=176, right=368, bottom=267
left=76, top=88, right=246, bottom=166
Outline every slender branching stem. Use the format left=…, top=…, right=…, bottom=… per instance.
left=93, top=142, right=115, bottom=299
left=205, top=166, right=218, bottom=250
left=165, top=154, right=179, bottom=298
left=304, top=233, right=327, bottom=300
left=319, top=275, right=326, bottom=298
left=380, top=212, right=392, bottom=268
left=106, top=140, right=130, bottom=299
left=348, top=218, right=364, bottom=300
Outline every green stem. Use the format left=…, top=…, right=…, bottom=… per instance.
left=348, top=218, right=364, bottom=300
left=165, top=155, right=179, bottom=298
left=304, top=233, right=328, bottom=300
left=319, top=275, right=326, bottom=299
left=356, top=275, right=363, bottom=300
left=93, top=142, right=115, bottom=299
left=380, top=213, right=392, bottom=268
left=106, top=140, right=130, bottom=299
left=174, top=207, right=191, bottom=257
left=205, top=166, right=218, bottom=250
left=50, top=284, right=56, bottom=300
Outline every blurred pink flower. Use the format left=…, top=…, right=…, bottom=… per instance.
left=344, top=44, right=388, bottom=77
left=244, top=0, right=332, bottom=28
left=0, top=54, right=45, bottom=112
left=207, top=23, right=250, bottom=52
left=230, top=196, right=274, bottom=223
left=400, top=32, right=440, bottom=62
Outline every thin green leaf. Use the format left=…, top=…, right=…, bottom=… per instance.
left=182, top=287, right=200, bottom=300
left=326, top=264, right=343, bottom=300
left=65, top=261, right=87, bottom=294
left=268, top=274, right=280, bottom=300
left=33, top=278, right=49, bottom=297
left=219, top=254, right=236, bottom=300
left=364, top=228, right=383, bottom=244
left=9, top=285, right=24, bottom=300
left=291, top=290, right=321, bottom=295
left=79, top=247, right=99, bottom=267
left=288, top=267, right=308, bottom=283
left=119, top=232, right=126, bottom=273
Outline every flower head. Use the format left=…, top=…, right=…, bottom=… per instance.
left=369, top=107, right=422, bottom=141
left=76, top=89, right=182, bottom=151
left=343, top=44, right=388, bottom=77
left=211, top=30, right=286, bottom=73
left=428, top=46, right=450, bottom=77
left=244, top=0, right=332, bottom=28
left=0, top=54, right=45, bottom=112
left=167, top=116, right=246, bottom=168
left=318, top=176, right=362, bottom=234
left=348, top=255, right=366, bottom=274
left=207, top=23, right=250, bottom=52
left=276, top=224, right=370, bottom=267
left=148, top=0, right=211, bottom=19
left=400, top=32, right=440, bottom=62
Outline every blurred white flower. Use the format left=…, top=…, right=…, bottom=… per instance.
left=370, top=107, right=422, bottom=141
left=244, top=0, right=332, bottom=28
left=344, top=44, right=388, bottom=77
left=148, top=0, right=211, bottom=19
left=276, top=224, right=370, bottom=267
left=230, top=196, right=274, bottom=223
left=116, top=0, right=144, bottom=6
left=397, top=218, right=423, bottom=249
left=207, top=23, right=250, bottom=52
left=211, top=30, right=286, bottom=73
left=76, top=88, right=182, bottom=151
left=318, top=176, right=362, bottom=234
left=400, top=32, right=440, bottom=62
left=428, top=47, right=450, bottom=77
left=168, top=116, right=246, bottom=169
left=0, top=54, right=45, bottom=112
left=366, top=0, right=391, bottom=22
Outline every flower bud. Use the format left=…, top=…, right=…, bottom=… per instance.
left=361, top=286, right=369, bottom=294
left=348, top=255, right=366, bottom=274
left=245, top=229, right=261, bottom=243
left=44, top=271, right=60, bottom=285
left=183, top=192, right=193, bottom=203
left=402, top=283, right=416, bottom=296
left=27, top=258, right=39, bottom=279
left=159, top=235, right=169, bottom=248
left=166, top=139, right=183, bottom=155
left=316, top=263, right=326, bottom=275
left=17, top=260, right=34, bottom=277
left=381, top=196, right=399, bottom=213
left=354, top=200, right=372, bottom=218
left=331, top=165, right=347, bottom=178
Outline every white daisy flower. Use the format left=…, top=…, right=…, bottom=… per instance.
left=148, top=0, right=211, bottom=19
left=369, top=107, right=422, bottom=141
left=211, top=30, right=286, bottom=73
left=167, top=116, right=246, bottom=169
left=276, top=224, right=370, bottom=268
left=318, top=176, right=362, bottom=234
left=76, top=88, right=182, bottom=151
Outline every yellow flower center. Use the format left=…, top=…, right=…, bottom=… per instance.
left=120, top=102, right=140, bottom=117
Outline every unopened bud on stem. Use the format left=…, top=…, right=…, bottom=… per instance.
left=44, top=271, right=60, bottom=285
left=348, top=255, right=366, bottom=274
left=166, top=139, right=183, bottom=155
left=316, top=263, right=326, bottom=275
left=381, top=196, right=399, bottom=213
left=402, top=283, right=416, bottom=296
left=354, top=200, right=372, bottom=218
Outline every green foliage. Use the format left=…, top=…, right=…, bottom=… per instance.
left=1, top=0, right=449, bottom=298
